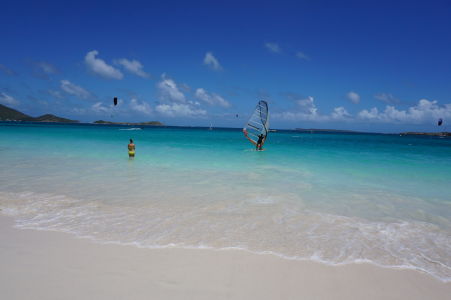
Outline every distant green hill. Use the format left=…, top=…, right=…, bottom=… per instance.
left=0, top=104, right=31, bottom=120
left=28, top=114, right=78, bottom=123
left=0, top=104, right=78, bottom=123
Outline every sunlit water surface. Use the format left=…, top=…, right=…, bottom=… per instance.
left=1, top=123, right=450, bottom=281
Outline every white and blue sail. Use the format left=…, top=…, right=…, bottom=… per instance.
left=243, top=100, right=269, bottom=144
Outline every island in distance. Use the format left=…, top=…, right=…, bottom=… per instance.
left=400, top=131, right=451, bottom=137
left=1, top=103, right=446, bottom=134
left=0, top=104, right=164, bottom=126
left=296, top=128, right=450, bottom=136
left=0, top=104, right=77, bottom=123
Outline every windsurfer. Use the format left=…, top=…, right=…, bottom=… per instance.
left=256, top=134, right=265, bottom=150
left=243, top=129, right=266, bottom=151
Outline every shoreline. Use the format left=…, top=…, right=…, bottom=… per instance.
left=3, top=120, right=450, bottom=136
left=1, top=215, right=450, bottom=300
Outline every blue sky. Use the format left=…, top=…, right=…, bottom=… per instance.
left=1, top=0, right=451, bottom=132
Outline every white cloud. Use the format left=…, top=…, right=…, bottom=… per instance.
left=265, top=42, right=281, bottom=53
left=374, top=93, right=400, bottom=104
left=273, top=96, right=451, bottom=125
left=157, top=75, right=186, bottom=103
left=155, top=103, right=206, bottom=117
left=296, top=96, right=318, bottom=115
left=115, top=58, right=150, bottom=78
left=357, top=107, right=379, bottom=120
left=274, top=96, right=351, bottom=122
left=155, top=75, right=211, bottom=117
left=0, top=92, right=19, bottom=106
left=91, top=102, right=112, bottom=114
left=358, top=99, right=451, bottom=124
left=203, top=52, right=222, bottom=71
left=273, top=111, right=324, bottom=122
left=60, top=80, right=91, bottom=99
left=130, top=98, right=152, bottom=115
left=85, top=50, right=123, bottom=80
left=91, top=98, right=151, bottom=116
left=347, top=91, right=360, bottom=104
left=331, top=106, right=351, bottom=120
left=296, top=52, right=310, bottom=60
left=273, top=96, right=328, bottom=121
left=195, top=88, right=230, bottom=108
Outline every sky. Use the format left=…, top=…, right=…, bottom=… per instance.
left=1, top=0, right=451, bottom=132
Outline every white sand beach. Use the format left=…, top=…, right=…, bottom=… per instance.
left=1, top=216, right=450, bottom=300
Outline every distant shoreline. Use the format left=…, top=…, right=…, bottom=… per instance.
left=400, top=132, right=451, bottom=137
left=1, top=121, right=450, bottom=136
left=93, top=120, right=164, bottom=126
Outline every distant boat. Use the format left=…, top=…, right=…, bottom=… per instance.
left=209, top=123, right=213, bottom=130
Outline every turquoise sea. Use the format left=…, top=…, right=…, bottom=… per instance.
left=1, top=123, right=450, bottom=281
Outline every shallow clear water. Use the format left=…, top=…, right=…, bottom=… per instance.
left=1, top=123, right=450, bottom=281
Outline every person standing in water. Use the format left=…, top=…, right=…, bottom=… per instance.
left=243, top=129, right=266, bottom=151
left=128, top=139, right=135, bottom=158
left=256, top=133, right=265, bottom=151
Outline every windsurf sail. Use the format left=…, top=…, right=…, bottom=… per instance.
left=243, top=100, right=269, bottom=145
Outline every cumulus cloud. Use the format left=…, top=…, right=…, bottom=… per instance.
left=155, top=103, right=206, bottom=117
left=331, top=106, right=351, bottom=120
left=296, top=96, right=317, bottom=114
left=115, top=58, right=150, bottom=78
left=92, top=98, right=152, bottom=115
left=157, top=75, right=186, bottom=103
left=265, top=42, right=281, bottom=53
left=274, top=96, right=352, bottom=122
left=85, top=50, right=123, bottom=80
left=60, top=80, right=91, bottom=99
left=274, top=96, right=451, bottom=125
left=130, top=98, right=152, bottom=115
left=296, top=52, right=310, bottom=60
left=195, top=88, right=230, bottom=108
left=203, top=52, right=222, bottom=71
left=0, top=92, right=19, bottom=106
left=374, top=93, right=400, bottom=104
left=155, top=75, right=208, bottom=117
left=273, top=96, right=327, bottom=121
left=347, top=91, right=360, bottom=104
left=358, top=99, right=451, bottom=124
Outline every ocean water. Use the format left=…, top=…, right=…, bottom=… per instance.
left=1, top=122, right=450, bottom=281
